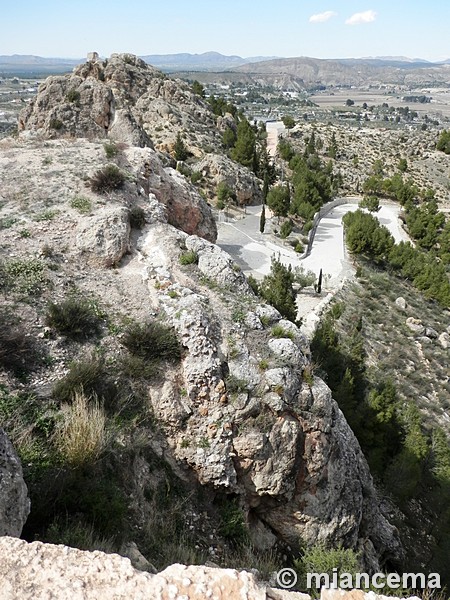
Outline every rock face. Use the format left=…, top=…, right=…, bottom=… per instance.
left=125, top=146, right=217, bottom=242
left=76, top=206, right=130, bottom=267
left=196, top=153, right=262, bottom=204
left=137, top=205, right=402, bottom=572
left=18, top=53, right=219, bottom=154
left=0, top=538, right=420, bottom=600
left=0, top=429, right=30, bottom=536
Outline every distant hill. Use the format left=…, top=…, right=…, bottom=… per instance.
left=0, top=52, right=278, bottom=75
left=140, top=51, right=279, bottom=72
left=234, top=56, right=450, bottom=88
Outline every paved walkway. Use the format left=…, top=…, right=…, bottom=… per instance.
left=217, top=201, right=408, bottom=334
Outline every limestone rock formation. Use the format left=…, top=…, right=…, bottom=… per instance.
left=76, top=206, right=131, bottom=267
left=124, top=146, right=217, bottom=242
left=136, top=203, right=402, bottom=572
left=18, top=53, right=219, bottom=154
left=0, top=537, right=420, bottom=600
left=196, top=153, right=263, bottom=204
left=0, top=429, right=30, bottom=536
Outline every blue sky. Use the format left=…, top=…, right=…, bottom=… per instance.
left=4, top=1, right=450, bottom=61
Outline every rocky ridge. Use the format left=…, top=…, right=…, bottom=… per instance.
left=18, top=52, right=262, bottom=205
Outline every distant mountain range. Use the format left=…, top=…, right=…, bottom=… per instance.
left=0, top=52, right=279, bottom=74
left=1, top=52, right=450, bottom=84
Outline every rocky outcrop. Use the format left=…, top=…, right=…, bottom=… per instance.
left=0, top=429, right=30, bottom=536
left=125, top=146, right=217, bottom=242
left=196, top=153, right=262, bottom=204
left=136, top=204, right=402, bottom=572
left=0, top=537, right=420, bottom=600
left=76, top=206, right=130, bottom=267
left=18, top=53, right=219, bottom=154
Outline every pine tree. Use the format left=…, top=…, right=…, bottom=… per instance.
left=174, top=132, right=188, bottom=161
left=260, top=257, right=297, bottom=322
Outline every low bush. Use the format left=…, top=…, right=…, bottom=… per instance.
left=66, top=89, right=80, bottom=104
left=179, top=250, right=198, bottom=266
left=0, top=258, right=46, bottom=296
left=46, top=296, right=103, bottom=340
left=271, top=324, right=294, bottom=340
left=129, top=206, right=146, bottom=229
left=119, top=354, right=159, bottom=380
left=90, top=165, right=125, bottom=194
left=52, top=357, right=117, bottom=407
left=103, top=142, right=118, bottom=159
left=70, top=196, right=92, bottom=214
left=280, top=219, right=293, bottom=239
left=45, top=517, right=117, bottom=553
left=122, top=320, right=181, bottom=363
left=0, top=312, right=43, bottom=376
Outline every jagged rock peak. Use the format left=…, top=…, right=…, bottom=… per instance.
left=18, top=52, right=219, bottom=153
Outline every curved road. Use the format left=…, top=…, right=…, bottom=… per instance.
left=217, top=201, right=407, bottom=288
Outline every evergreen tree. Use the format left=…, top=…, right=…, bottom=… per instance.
left=266, top=185, right=290, bottom=218
left=174, top=132, right=188, bottom=161
left=259, top=204, right=266, bottom=233
left=317, top=268, right=323, bottom=294
left=260, top=257, right=297, bottom=322
left=230, top=118, right=256, bottom=169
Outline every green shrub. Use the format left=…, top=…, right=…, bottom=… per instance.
left=90, top=165, right=125, bottom=194
left=217, top=181, right=234, bottom=203
left=0, top=258, right=46, bottom=296
left=0, top=312, right=42, bottom=376
left=45, top=517, right=117, bottom=553
left=66, top=89, right=80, bottom=104
left=52, top=357, right=116, bottom=406
left=103, top=142, right=118, bottom=158
left=129, top=206, right=146, bottom=229
left=280, top=219, right=293, bottom=239
left=295, top=544, right=360, bottom=594
left=34, top=209, right=59, bottom=221
left=259, top=258, right=297, bottom=322
left=70, top=196, right=92, bottom=214
left=119, top=353, right=159, bottom=380
left=49, top=118, right=63, bottom=130
left=225, top=375, right=249, bottom=394
left=218, top=499, right=249, bottom=545
left=179, top=250, right=198, bottom=265
left=46, top=297, right=103, bottom=340
left=122, top=321, right=181, bottom=362
left=0, top=216, right=18, bottom=229
left=190, top=171, right=202, bottom=184
left=271, top=324, right=294, bottom=340
left=247, top=275, right=260, bottom=295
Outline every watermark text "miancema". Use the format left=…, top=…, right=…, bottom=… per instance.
left=307, top=570, right=441, bottom=591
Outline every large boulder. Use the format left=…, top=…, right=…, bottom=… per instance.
left=0, top=429, right=30, bottom=536
left=76, top=206, right=130, bottom=267
left=196, top=153, right=262, bottom=205
left=124, top=147, right=217, bottom=242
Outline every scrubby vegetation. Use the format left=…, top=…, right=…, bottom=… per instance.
left=312, top=268, right=450, bottom=579
left=90, top=165, right=125, bottom=194
left=46, top=296, right=104, bottom=340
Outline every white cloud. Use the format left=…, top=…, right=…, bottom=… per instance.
left=345, top=10, right=377, bottom=25
left=309, top=11, right=338, bottom=24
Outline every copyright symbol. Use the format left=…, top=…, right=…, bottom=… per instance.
left=276, top=568, right=298, bottom=589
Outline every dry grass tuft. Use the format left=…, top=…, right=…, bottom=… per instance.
left=56, top=392, right=108, bottom=467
